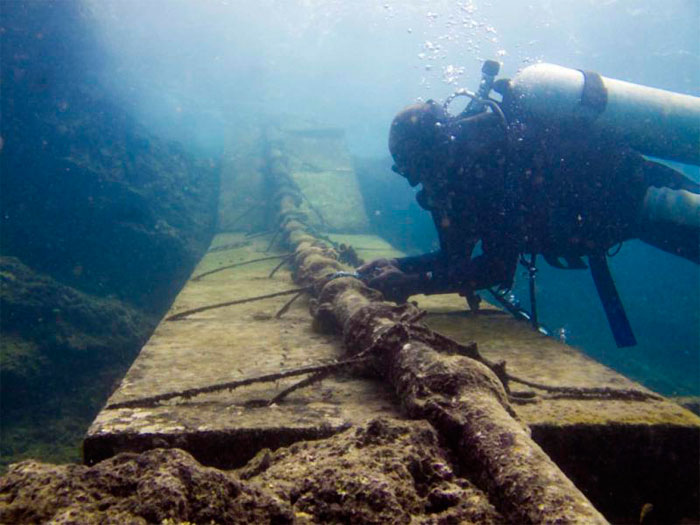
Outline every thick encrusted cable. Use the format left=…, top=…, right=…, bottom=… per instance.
left=264, top=130, right=608, bottom=524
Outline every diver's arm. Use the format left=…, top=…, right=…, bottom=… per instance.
left=386, top=228, right=512, bottom=296
left=370, top=248, right=517, bottom=303
left=414, top=249, right=518, bottom=294
left=400, top=220, right=516, bottom=293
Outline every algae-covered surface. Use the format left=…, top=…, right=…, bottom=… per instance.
left=0, top=257, right=155, bottom=473
left=17, top=225, right=700, bottom=522
left=3, top=418, right=505, bottom=524
left=88, top=232, right=699, bottom=468
left=419, top=295, right=700, bottom=427
left=86, top=233, right=404, bottom=468
left=273, top=125, right=370, bottom=233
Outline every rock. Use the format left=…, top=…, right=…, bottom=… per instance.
left=0, top=257, right=152, bottom=354
left=0, top=0, right=219, bottom=312
left=239, top=418, right=503, bottom=524
left=0, top=256, right=153, bottom=412
left=0, top=448, right=292, bottom=525
left=0, top=0, right=218, bottom=471
left=0, top=419, right=503, bottom=524
left=0, top=257, right=155, bottom=471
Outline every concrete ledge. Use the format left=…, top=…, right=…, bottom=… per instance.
left=418, top=293, right=700, bottom=522
left=84, top=234, right=403, bottom=468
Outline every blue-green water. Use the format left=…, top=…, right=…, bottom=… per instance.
left=1, top=0, right=698, bottom=471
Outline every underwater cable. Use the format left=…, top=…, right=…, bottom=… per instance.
left=192, top=253, right=292, bottom=281
left=165, top=286, right=309, bottom=321
left=105, top=357, right=371, bottom=410
left=269, top=254, right=294, bottom=278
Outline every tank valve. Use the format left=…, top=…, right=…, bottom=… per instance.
left=462, top=59, right=501, bottom=116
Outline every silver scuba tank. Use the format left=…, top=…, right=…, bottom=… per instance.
left=507, top=63, right=700, bottom=166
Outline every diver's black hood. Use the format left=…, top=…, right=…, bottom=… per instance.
left=389, top=100, right=507, bottom=188
left=388, top=100, right=451, bottom=187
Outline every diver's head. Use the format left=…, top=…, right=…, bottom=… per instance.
left=388, top=100, right=451, bottom=187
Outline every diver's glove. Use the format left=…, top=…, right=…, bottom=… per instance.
left=356, top=258, right=399, bottom=276
left=357, top=256, right=486, bottom=304
left=370, top=267, right=422, bottom=303
left=358, top=258, right=436, bottom=303
left=356, top=258, right=416, bottom=303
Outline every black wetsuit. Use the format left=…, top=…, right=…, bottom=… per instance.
left=393, top=112, right=700, bottom=295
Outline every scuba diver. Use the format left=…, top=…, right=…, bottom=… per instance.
left=359, top=61, right=700, bottom=347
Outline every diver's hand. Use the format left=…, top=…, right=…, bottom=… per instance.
left=365, top=265, right=420, bottom=304
left=357, top=258, right=398, bottom=278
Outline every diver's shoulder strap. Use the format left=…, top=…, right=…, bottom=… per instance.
left=577, top=70, right=608, bottom=121
left=588, top=253, right=637, bottom=348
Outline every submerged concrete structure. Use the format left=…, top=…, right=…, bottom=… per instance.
left=85, top=121, right=700, bottom=523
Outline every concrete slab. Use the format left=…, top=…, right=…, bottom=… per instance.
left=84, top=233, right=402, bottom=468
left=417, top=294, right=697, bottom=426
left=271, top=126, right=369, bottom=233
left=217, top=129, right=268, bottom=233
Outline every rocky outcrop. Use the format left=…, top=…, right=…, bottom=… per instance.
left=1, top=0, right=219, bottom=312
left=0, top=449, right=291, bottom=525
left=0, top=257, right=153, bottom=412
left=0, top=0, right=219, bottom=469
left=0, top=257, right=155, bottom=470
left=242, top=418, right=503, bottom=524
left=0, top=419, right=503, bottom=524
